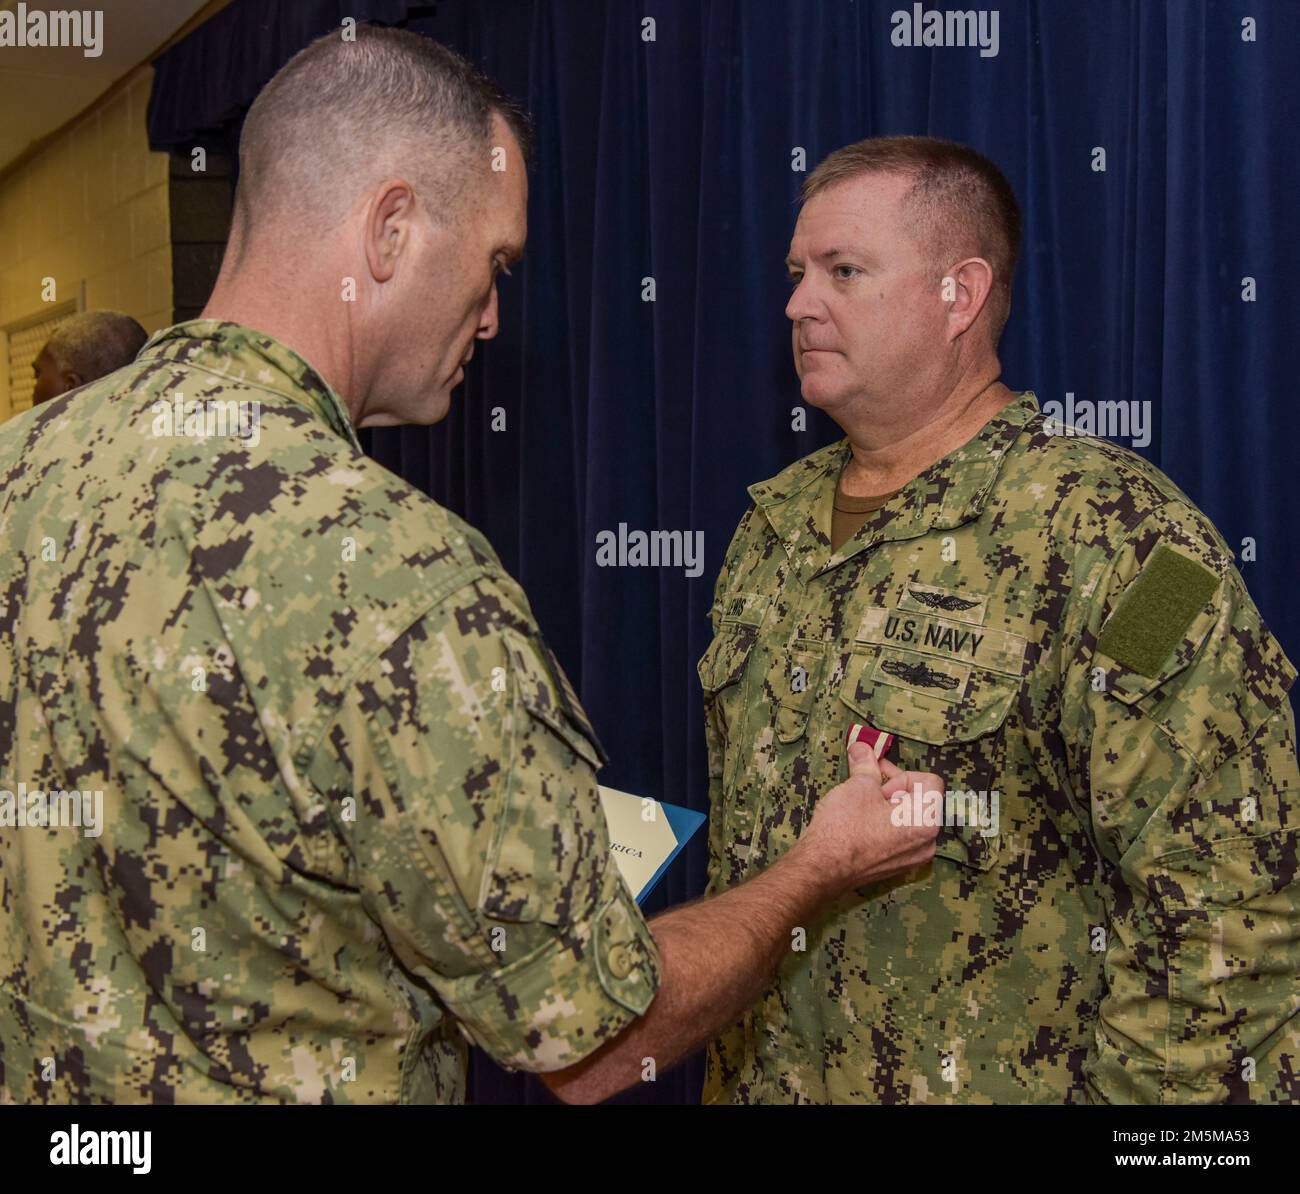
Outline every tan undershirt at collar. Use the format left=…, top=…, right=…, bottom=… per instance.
left=830, top=472, right=900, bottom=553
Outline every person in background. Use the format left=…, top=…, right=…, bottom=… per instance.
left=30, top=310, right=147, bottom=405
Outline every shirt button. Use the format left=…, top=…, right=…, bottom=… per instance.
left=607, top=944, right=633, bottom=979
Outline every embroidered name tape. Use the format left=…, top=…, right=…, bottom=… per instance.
left=856, top=605, right=1026, bottom=675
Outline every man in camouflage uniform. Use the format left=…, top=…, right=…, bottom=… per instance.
left=0, top=31, right=941, bottom=1105
left=700, top=136, right=1299, bottom=1104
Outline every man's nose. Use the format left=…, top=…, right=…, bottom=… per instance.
left=477, top=283, right=501, bottom=341
left=785, top=277, right=821, bottom=324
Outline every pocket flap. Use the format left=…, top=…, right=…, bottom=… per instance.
left=697, top=626, right=758, bottom=693
left=1095, top=601, right=1219, bottom=707
left=934, top=817, right=1002, bottom=871
left=838, top=648, right=1016, bottom=745
left=503, top=630, right=606, bottom=770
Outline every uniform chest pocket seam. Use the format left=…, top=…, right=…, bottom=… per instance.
left=776, top=639, right=827, bottom=744
left=838, top=645, right=1018, bottom=744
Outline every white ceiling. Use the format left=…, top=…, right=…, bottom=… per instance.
left=0, top=0, right=213, bottom=174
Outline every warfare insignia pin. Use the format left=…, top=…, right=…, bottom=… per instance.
left=880, top=657, right=962, bottom=690
left=908, top=588, right=981, bottom=613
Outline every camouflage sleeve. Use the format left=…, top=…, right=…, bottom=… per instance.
left=306, top=575, right=660, bottom=1073
left=1059, top=500, right=1300, bottom=1104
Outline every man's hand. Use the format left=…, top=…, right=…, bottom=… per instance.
left=541, top=740, right=943, bottom=1103
left=792, top=740, right=940, bottom=892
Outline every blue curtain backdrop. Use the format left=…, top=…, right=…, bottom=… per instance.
left=149, top=0, right=1300, bottom=1105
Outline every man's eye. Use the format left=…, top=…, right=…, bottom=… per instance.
left=494, top=260, right=513, bottom=280
left=834, top=264, right=860, bottom=280
left=787, top=273, right=803, bottom=288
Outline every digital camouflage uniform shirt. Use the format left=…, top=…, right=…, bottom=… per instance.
left=699, top=391, right=1299, bottom=1105
left=0, top=320, right=658, bottom=1104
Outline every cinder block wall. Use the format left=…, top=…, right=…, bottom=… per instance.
left=0, top=64, right=173, bottom=420
left=170, top=146, right=233, bottom=324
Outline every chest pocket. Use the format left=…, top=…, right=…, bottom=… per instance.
left=838, top=643, right=1018, bottom=871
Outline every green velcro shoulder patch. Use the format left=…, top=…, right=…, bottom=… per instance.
left=1097, top=543, right=1220, bottom=677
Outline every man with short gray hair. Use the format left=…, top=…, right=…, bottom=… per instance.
left=0, top=26, right=940, bottom=1105
left=30, top=310, right=147, bottom=405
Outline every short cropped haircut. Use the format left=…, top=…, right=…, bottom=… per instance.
left=234, top=25, right=532, bottom=236
left=801, top=136, right=1022, bottom=344
left=43, top=311, right=147, bottom=385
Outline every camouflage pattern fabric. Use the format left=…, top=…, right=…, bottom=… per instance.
left=0, top=320, right=658, bottom=1104
left=699, top=391, right=1299, bottom=1104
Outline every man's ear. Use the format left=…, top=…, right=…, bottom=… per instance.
left=364, top=181, right=417, bottom=284
left=63, top=370, right=84, bottom=392
left=944, top=257, right=994, bottom=341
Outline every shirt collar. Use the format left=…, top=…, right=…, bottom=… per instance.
left=748, top=390, right=1041, bottom=575
left=137, top=320, right=362, bottom=451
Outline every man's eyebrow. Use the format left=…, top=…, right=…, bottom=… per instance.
left=785, top=247, right=871, bottom=272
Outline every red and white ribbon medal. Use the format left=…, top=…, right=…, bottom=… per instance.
left=846, top=722, right=894, bottom=759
